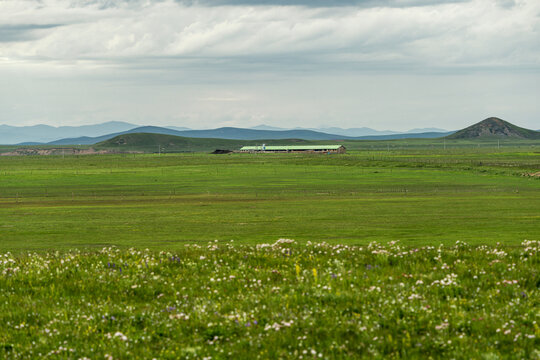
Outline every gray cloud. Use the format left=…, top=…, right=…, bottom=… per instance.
left=496, top=0, right=517, bottom=8
left=0, top=24, right=62, bottom=43
left=178, top=0, right=469, bottom=7
left=66, top=0, right=469, bottom=7
left=0, top=0, right=538, bottom=130
left=4, top=0, right=537, bottom=71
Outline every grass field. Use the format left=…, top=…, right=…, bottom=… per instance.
left=1, top=240, right=539, bottom=359
left=1, top=134, right=539, bottom=154
left=1, top=143, right=539, bottom=359
left=0, top=145, right=539, bottom=251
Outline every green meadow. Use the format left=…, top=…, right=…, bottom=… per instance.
left=1, top=241, right=539, bottom=359
left=0, top=144, right=538, bottom=251
left=1, top=143, right=539, bottom=359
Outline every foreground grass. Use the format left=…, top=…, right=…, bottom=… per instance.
left=1, top=240, right=539, bottom=359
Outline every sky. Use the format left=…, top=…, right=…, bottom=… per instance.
left=1, top=0, right=539, bottom=131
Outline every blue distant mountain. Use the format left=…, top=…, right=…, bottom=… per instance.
left=307, top=127, right=399, bottom=137
left=0, top=121, right=460, bottom=145
left=249, top=125, right=449, bottom=137
left=406, top=127, right=448, bottom=133
left=250, top=124, right=288, bottom=131
left=42, top=126, right=454, bottom=145
left=47, top=126, right=178, bottom=145
left=47, top=126, right=353, bottom=144
left=176, top=127, right=355, bottom=140
left=167, top=126, right=192, bottom=131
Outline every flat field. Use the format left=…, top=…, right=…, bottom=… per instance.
left=0, top=145, right=539, bottom=251
left=1, top=144, right=539, bottom=359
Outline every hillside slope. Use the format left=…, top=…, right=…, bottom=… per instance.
left=46, top=126, right=453, bottom=145
left=176, top=127, right=354, bottom=140
left=47, top=126, right=351, bottom=145
left=447, top=117, right=540, bottom=139
left=94, top=133, right=319, bottom=152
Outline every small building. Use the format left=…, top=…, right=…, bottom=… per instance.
left=239, top=145, right=346, bottom=154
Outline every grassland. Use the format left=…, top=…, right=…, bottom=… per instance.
left=2, top=133, right=539, bottom=154
left=1, top=241, right=538, bottom=359
left=0, top=143, right=539, bottom=359
left=0, top=144, right=538, bottom=251
left=90, top=134, right=540, bottom=153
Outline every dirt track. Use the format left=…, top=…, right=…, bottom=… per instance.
left=0, top=148, right=113, bottom=156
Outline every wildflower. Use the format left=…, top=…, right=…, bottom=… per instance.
left=169, top=313, right=189, bottom=320
left=113, top=332, right=128, bottom=341
left=435, top=321, right=449, bottom=330
left=274, top=238, right=295, bottom=246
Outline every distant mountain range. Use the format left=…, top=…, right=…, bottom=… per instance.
left=0, top=122, right=454, bottom=145
left=251, top=124, right=448, bottom=137
left=1, top=118, right=537, bottom=145
left=94, top=117, right=540, bottom=153
left=0, top=121, right=137, bottom=145
left=36, top=127, right=454, bottom=145
left=251, top=124, right=399, bottom=136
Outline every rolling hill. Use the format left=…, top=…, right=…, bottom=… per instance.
left=446, top=117, right=540, bottom=140
left=46, top=126, right=349, bottom=145
left=94, top=133, right=318, bottom=153
left=5, top=118, right=539, bottom=145
left=45, top=126, right=453, bottom=145
left=48, top=126, right=185, bottom=145
left=3, top=122, right=454, bottom=145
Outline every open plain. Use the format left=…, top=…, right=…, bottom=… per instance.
left=0, top=144, right=538, bottom=251
left=0, top=142, right=539, bottom=359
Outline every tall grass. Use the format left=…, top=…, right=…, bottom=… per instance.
left=1, top=240, right=538, bottom=359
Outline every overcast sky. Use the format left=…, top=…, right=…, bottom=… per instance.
left=1, top=0, right=539, bottom=131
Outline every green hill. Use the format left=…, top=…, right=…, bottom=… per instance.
left=446, top=117, right=540, bottom=140
left=94, top=133, right=318, bottom=153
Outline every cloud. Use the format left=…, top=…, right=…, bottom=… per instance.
left=41, top=0, right=470, bottom=8
left=178, top=0, right=470, bottom=7
left=0, top=0, right=537, bottom=73
left=0, top=0, right=539, bottom=131
left=0, top=24, right=62, bottom=43
left=495, top=0, right=517, bottom=8
left=0, top=0, right=538, bottom=131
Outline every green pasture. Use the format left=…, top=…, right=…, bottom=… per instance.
left=0, top=146, right=539, bottom=251
left=1, top=242, right=538, bottom=359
